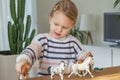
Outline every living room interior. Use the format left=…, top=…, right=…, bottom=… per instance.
left=0, top=0, right=119, bottom=50
left=0, top=0, right=120, bottom=80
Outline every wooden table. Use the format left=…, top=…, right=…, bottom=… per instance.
left=29, top=66, right=120, bottom=80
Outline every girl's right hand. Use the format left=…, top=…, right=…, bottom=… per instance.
left=21, top=62, right=31, bottom=79
left=16, top=60, right=31, bottom=79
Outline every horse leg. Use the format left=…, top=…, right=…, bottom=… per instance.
left=59, top=73, right=63, bottom=80
left=51, top=73, right=54, bottom=80
left=68, top=71, right=74, bottom=78
left=86, top=69, right=94, bottom=78
left=83, top=70, right=88, bottom=77
left=76, top=72, right=82, bottom=77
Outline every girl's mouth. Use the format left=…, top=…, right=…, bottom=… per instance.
left=55, top=32, right=61, bottom=37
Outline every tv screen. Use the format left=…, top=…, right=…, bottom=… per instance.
left=104, top=12, right=120, bottom=47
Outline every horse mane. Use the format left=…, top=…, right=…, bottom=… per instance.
left=87, top=52, right=93, bottom=57
left=77, top=59, right=84, bottom=64
left=59, top=61, right=65, bottom=66
left=48, top=66, right=51, bottom=74
left=76, top=51, right=93, bottom=64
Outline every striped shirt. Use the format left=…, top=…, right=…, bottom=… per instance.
left=16, top=33, right=87, bottom=76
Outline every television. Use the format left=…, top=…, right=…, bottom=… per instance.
left=104, top=12, right=120, bottom=47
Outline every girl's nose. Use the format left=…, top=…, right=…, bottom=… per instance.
left=57, top=27, right=62, bottom=32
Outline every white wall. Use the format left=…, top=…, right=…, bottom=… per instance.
left=36, top=0, right=58, bottom=33
left=36, top=0, right=120, bottom=46
left=0, top=0, right=3, bottom=49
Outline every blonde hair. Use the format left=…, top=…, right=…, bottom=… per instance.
left=50, top=0, right=78, bottom=24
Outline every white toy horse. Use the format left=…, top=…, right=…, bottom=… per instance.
left=48, top=61, right=66, bottom=80
left=68, top=52, right=94, bottom=78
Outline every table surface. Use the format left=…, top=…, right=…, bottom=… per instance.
left=29, top=66, right=120, bottom=80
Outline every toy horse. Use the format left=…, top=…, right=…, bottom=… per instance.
left=68, top=52, right=94, bottom=78
left=48, top=61, right=66, bottom=80
left=18, top=62, right=30, bottom=80
left=77, top=52, right=94, bottom=71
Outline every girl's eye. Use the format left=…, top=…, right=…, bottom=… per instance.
left=63, top=27, right=68, bottom=29
left=54, top=23, right=59, bottom=26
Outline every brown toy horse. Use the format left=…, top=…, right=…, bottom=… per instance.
left=18, top=62, right=30, bottom=80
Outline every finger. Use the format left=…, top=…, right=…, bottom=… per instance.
left=16, top=64, right=22, bottom=74
left=17, top=70, right=22, bottom=75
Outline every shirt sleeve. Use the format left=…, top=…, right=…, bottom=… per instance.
left=16, top=34, right=43, bottom=65
left=72, top=36, right=87, bottom=60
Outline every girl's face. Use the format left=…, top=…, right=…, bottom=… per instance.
left=49, top=11, right=74, bottom=39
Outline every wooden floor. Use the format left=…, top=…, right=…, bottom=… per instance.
left=29, top=66, right=120, bottom=80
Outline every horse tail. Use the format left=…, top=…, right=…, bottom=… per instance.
left=48, top=66, right=51, bottom=74
left=89, top=64, right=93, bottom=71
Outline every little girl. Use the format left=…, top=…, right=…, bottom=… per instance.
left=16, top=0, right=90, bottom=78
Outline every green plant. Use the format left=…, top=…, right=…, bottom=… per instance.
left=114, top=0, right=120, bottom=20
left=69, top=25, right=85, bottom=44
left=114, top=0, right=120, bottom=8
left=8, top=0, right=36, bottom=55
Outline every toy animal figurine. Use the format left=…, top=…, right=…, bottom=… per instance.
left=18, top=62, right=30, bottom=80
left=77, top=52, right=94, bottom=71
left=48, top=61, right=66, bottom=80
left=68, top=52, right=94, bottom=78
